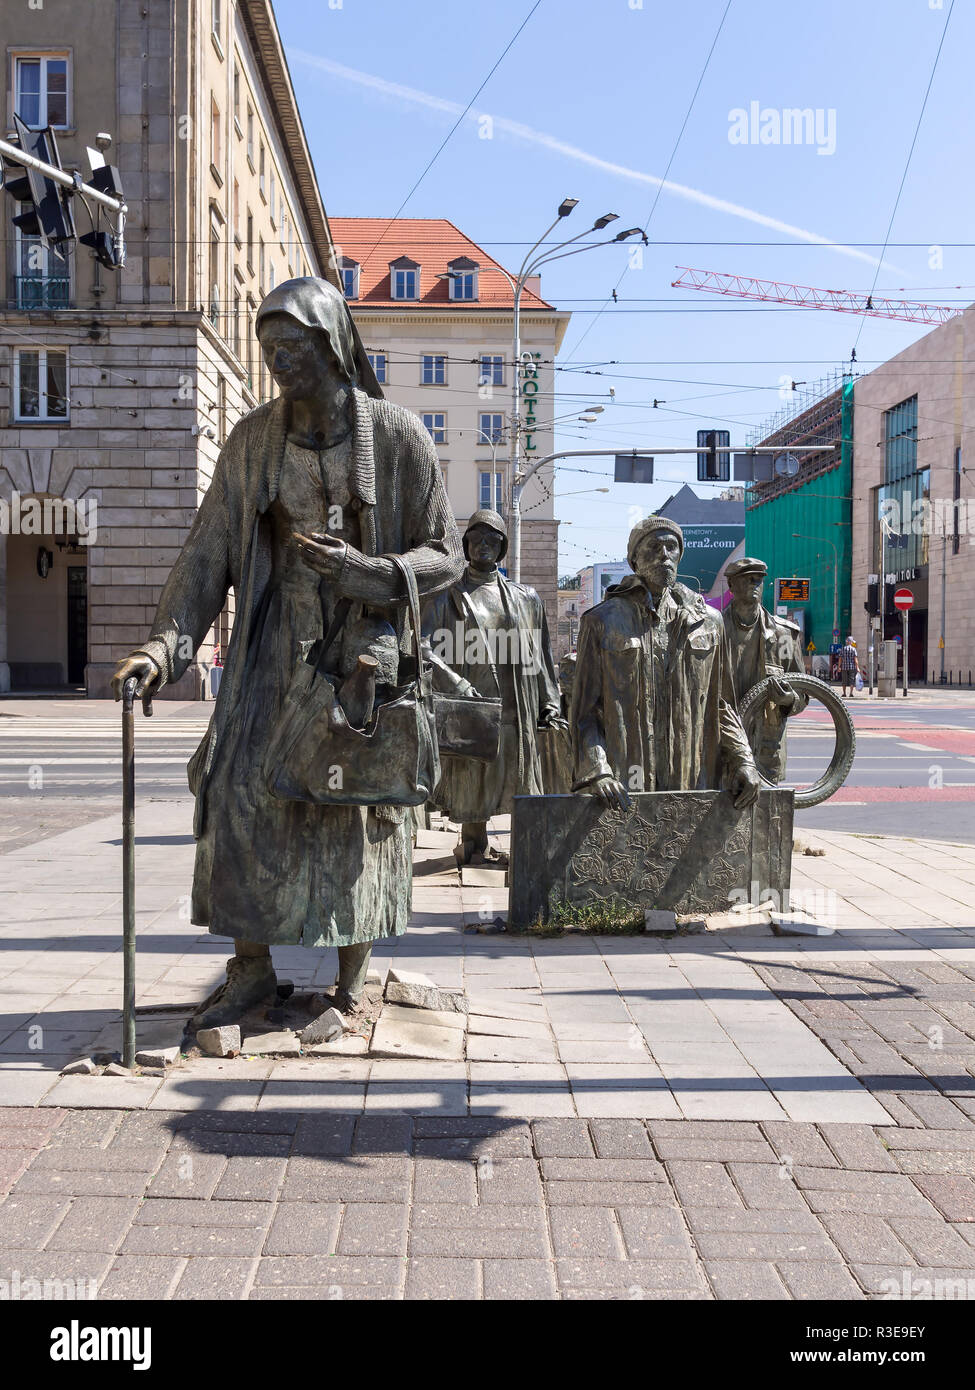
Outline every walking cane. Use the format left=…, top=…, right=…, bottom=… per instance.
left=121, top=676, right=153, bottom=1068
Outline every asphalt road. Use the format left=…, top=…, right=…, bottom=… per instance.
left=2, top=693, right=975, bottom=851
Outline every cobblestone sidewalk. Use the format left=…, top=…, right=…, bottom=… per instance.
left=2, top=1107, right=974, bottom=1300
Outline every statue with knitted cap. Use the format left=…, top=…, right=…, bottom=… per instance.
left=422, top=509, right=563, bottom=865
left=570, top=514, right=760, bottom=809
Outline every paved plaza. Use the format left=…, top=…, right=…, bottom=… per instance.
left=2, top=735, right=975, bottom=1298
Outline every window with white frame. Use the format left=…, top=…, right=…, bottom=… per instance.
left=14, top=214, right=69, bottom=309
left=478, top=413, right=504, bottom=446
left=259, top=143, right=265, bottom=199
left=246, top=105, right=254, bottom=165
left=390, top=262, right=419, bottom=300
left=367, top=351, right=387, bottom=383
left=479, top=354, right=504, bottom=387
left=269, top=169, right=276, bottom=225
left=341, top=259, right=360, bottom=300
left=422, top=413, right=446, bottom=444
left=14, top=347, right=68, bottom=421
left=212, top=0, right=222, bottom=42
left=479, top=470, right=504, bottom=512
left=447, top=258, right=478, bottom=300
left=421, top=354, right=447, bottom=385
left=15, top=54, right=70, bottom=128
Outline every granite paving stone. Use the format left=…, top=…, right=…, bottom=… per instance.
left=263, top=1203, right=341, bottom=1255
left=405, top=1256, right=479, bottom=1300
left=410, top=1203, right=544, bottom=1229
left=548, top=1207, right=621, bottom=1260
left=173, top=1256, right=255, bottom=1300
left=43, top=1196, right=140, bottom=1252
left=211, top=1156, right=287, bottom=1202
left=775, top=1260, right=864, bottom=1298
left=818, top=1212, right=915, bottom=1264
left=530, top=1119, right=595, bottom=1158
left=337, top=1204, right=408, bottom=1257
left=482, top=1258, right=557, bottom=1299
left=95, top=1256, right=184, bottom=1300
left=256, top=1254, right=403, bottom=1289
left=147, top=1152, right=227, bottom=1200
left=589, top=1119, right=655, bottom=1158
left=556, top=1257, right=705, bottom=1292
left=615, top=1206, right=696, bottom=1260
left=666, top=1161, right=744, bottom=1209
left=704, top=1259, right=789, bottom=1299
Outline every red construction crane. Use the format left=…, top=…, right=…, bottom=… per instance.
left=672, top=266, right=960, bottom=327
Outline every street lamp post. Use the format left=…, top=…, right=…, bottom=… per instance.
left=501, top=202, right=645, bottom=582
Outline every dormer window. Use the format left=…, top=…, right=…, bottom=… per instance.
left=340, top=257, right=360, bottom=300
left=390, top=256, right=420, bottom=300
left=447, top=256, right=478, bottom=301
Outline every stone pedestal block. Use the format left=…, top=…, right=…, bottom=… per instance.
left=508, top=789, right=794, bottom=929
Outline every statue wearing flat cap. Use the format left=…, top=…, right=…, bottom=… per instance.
left=422, top=509, right=563, bottom=864
left=571, top=515, right=760, bottom=810
left=722, top=555, right=807, bottom=783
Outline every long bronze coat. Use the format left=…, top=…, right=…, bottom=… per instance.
left=722, top=605, right=806, bottom=782
left=421, top=572, right=560, bottom=821
left=571, top=577, right=755, bottom=794
left=135, top=389, right=462, bottom=946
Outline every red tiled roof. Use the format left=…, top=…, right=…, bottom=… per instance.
left=328, top=218, right=553, bottom=310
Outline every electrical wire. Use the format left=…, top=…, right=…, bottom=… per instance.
left=851, top=0, right=956, bottom=356
left=563, top=0, right=733, bottom=361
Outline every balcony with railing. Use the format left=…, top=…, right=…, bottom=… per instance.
left=10, top=273, right=71, bottom=310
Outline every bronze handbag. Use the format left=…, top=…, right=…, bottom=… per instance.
left=433, top=692, right=502, bottom=762
left=263, top=554, right=440, bottom=807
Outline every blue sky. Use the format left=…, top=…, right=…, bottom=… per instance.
left=273, top=0, right=971, bottom=575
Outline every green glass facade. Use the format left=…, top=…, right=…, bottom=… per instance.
left=744, top=381, right=853, bottom=654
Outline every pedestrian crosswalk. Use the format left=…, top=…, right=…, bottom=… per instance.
left=0, top=716, right=210, bottom=797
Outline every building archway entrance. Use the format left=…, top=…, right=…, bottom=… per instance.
left=2, top=525, right=88, bottom=691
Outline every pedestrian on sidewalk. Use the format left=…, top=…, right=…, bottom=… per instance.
left=841, top=636, right=860, bottom=697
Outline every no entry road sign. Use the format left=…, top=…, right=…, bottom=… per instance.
left=894, top=587, right=915, bottom=611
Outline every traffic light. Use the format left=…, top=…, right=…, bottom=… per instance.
left=697, top=429, right=730, bottom=481
left=2, top=114, right=75, bottom=259
left=79, top=163, right=124, bottom=267
left=865, top=579, right=879, bottom=616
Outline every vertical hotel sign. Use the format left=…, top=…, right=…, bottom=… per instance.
left=520, top=351, right=541, bottom=460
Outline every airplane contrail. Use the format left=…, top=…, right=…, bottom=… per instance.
left=291, top=51, right=893, bottom=273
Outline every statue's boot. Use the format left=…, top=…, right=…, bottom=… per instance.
left=193, top=954, right=278, bottom=1029
left=455, top=821, right=490, bottom=866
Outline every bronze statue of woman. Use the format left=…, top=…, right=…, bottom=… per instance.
left=112, top=278, right=462, bottom=1025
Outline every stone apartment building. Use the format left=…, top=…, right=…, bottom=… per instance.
left=0, top=0, right=337, bottom=696
left=328, top=217, right=571, bottom=629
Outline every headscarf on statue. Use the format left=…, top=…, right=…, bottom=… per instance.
left=255, top=276, right=384, bottom=399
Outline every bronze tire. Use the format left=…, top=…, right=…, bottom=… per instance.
left=738, top=673, right=856, bottom=809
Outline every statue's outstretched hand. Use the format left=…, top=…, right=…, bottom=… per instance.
left=767, top=676, right=799, bottom=709
left=586, top=775, right=632, bottom=812
left=731, top=764, right=762, bottom=809
left=294, top=531, right=348, bottom=582
left=111, top=653, right=160, bottom=703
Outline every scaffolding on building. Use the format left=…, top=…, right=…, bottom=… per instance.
left=746, top=368, right=851, bottom=508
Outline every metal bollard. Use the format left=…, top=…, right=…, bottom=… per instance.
left=121, top=676, right=153, bottom=1068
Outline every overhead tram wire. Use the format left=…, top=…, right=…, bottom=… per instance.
left=357, top=0, right=543, bottom=269
left=851, top=0, right=955, bottom=358
left=562, top=0, right=734, bottom=363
